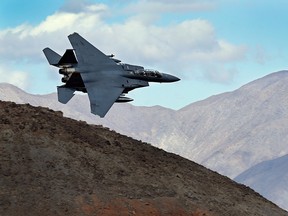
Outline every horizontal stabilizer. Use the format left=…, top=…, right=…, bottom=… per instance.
left=43, top=48, right=61, bottom=66
left=57, top=86, right=75, bottom=104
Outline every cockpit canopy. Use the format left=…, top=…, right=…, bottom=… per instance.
left=121, top=63, right=162, bottom=78
left=135, top=69, right=162, bottom=78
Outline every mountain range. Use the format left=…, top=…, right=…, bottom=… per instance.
left=0, top=70, right=288, bottom=211
left=1, top=100, right=287, bottom=215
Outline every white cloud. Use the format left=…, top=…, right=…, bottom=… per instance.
left=0, top=1, right=246, bottom=84
left=0, top=65, right=29, bottom=89
left=31, top=12, right=81, bottom=35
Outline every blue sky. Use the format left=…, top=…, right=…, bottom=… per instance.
left=0, top=0, right=287, bottom=110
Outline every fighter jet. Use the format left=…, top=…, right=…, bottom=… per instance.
left=43, top=32, right=180, bottom=117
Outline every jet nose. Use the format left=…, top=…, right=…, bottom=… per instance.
left=166, top=74, right=180, bottom=82
left=172, top=75, right=180, bottom=82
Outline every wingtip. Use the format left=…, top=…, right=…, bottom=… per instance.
left=90, top=103, right=107, bottom=118
left=42, top=47, right=48, bottom=52
left=69, top=32, right=79, bottom=37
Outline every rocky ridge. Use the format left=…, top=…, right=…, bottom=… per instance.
left=0, top=101, right=287, bottom=215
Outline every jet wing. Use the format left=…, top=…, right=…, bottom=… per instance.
left=67, top=32, right=124, bottom=117
left=68, top=32, right=117, bottom=66
left=85, top=80, right=124, bottom=117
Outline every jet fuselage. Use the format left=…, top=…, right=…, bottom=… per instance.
left=60, top=62, right=179, bottom=94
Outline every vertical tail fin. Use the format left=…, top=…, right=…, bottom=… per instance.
left=43, top=48, right=61, bottom=66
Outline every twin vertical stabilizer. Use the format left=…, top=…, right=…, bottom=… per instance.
left=43, top=48, right=61, bottom=66
left=43, top=48, right=78, bottom=104
left=43, top=48, right=77, bottom=67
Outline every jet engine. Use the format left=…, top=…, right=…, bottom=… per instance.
left=61, top=76, right=69, bottom=83
left=59, top=67, right=76, bottom=75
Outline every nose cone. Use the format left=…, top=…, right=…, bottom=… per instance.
left=164, top=74, right=181, bottom=82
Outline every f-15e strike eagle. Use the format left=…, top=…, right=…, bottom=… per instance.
left=43, top=32, right=180, bottom=117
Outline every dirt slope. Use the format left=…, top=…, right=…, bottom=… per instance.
left=0, top=101, right=287, bottom=216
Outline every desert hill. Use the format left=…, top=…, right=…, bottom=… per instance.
left=0, top=101, right=287, bottom=216
left=1, top=70, right=288, bottom=210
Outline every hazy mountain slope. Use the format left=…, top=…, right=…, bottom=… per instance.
left=1, top=101, right=287, bottom=216
left=175, top=71, right=288, bottom=177
left=235, top=154, right=288, bottom=211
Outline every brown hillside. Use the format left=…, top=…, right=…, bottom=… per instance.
left=0, top=101, right=287, bottom=216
